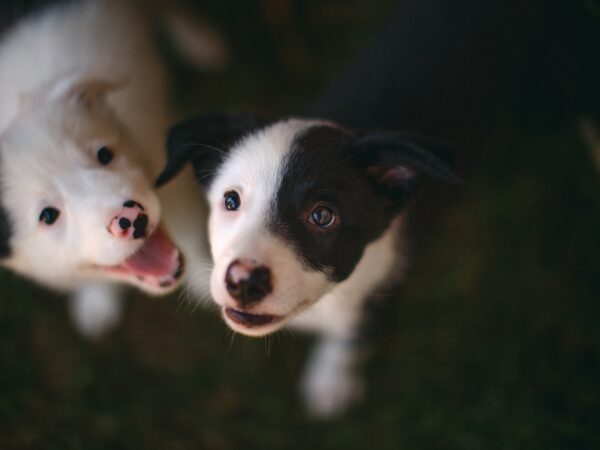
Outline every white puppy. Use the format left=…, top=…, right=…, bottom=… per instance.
left=0, top=0, right=211, bottom=337
left=158, top=114, right=459, bottom=417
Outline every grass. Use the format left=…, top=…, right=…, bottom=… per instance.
left=1, top=1, right=599, bottom=449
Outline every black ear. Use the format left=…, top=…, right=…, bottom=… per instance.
left=348, top=130, right=461, bottom=201
left=156, top=113, right=265, bottom=188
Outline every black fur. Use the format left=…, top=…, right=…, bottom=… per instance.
left=271, top=125, right=458, bottom=282
left=0, top=165, right=11, bottom=257
left=157, top=114, right=267, bottom=188
left=310, top=0, right=600, bottom=135
left=0, top=205, right=11, bottom=258
left=160, top=116, right=458, bottom=281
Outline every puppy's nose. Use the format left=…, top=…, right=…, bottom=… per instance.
left=225, top=259, right=272, bottom=306
left=108, top=200, right=149, bottom=239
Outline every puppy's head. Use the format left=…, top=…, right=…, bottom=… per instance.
left=159, top=115, right=459, bottom=336
left=0, top=74, right=183, bottom=293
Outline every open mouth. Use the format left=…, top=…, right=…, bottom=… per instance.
left=223, top=307, right=282, bottom=328
left=104, top=226, right=185, bottom=291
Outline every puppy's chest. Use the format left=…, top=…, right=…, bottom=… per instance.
left=289, top=288, right=366, bottom=336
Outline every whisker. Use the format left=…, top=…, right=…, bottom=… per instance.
left=228, top=330, right=237, bottom=350
left=183, top=142, right=228, bottom=156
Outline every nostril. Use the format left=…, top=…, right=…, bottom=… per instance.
left=247, top=266, right=272, bottom=300
left=225, top=260, right=272, bottom=305
left=133, top=214, right=148, bottom=230
left=118, top=218, right=131, bottom=230
left=132, top=213, right=149, bottom=240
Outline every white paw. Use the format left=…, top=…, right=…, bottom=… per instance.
left=300, top=359, right=364, bottom=419
left=70, top=285, right=123, bottom=340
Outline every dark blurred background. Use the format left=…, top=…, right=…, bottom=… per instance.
left=1, top=0, right=600, bottom=448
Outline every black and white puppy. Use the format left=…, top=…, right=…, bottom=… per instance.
left=157, top=114, right=459, bottom=416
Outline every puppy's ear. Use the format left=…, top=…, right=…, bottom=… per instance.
left=57, top=76, right=126, bottom=109
left=348, top=131, right=461, bottom=206
left=156, top=114, right=264, bottom=188
left=21, top=74, right=126, bottom=112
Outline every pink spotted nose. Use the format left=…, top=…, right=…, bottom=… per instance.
left=108, top=200, right=149, bottom=240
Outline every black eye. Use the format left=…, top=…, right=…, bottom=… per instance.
left=96, top=146, right=114, bottom=165
left=224, top=191, right=241, bottom=211
left=39, top=207, right=60, bottom=225
left=309, top=206, right=337, bottom=229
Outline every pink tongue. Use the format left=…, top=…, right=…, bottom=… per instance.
left=123, top=227, right=179, bottom=276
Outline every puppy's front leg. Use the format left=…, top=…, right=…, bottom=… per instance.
left=300, top=330, right=366, bottom=418
left=69, top=282, right=124, bottom=340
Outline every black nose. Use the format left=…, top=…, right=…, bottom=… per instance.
left=132, top=213, right=149, bottom=239
left=122, top=199, right=149, bottom=239
left=225, top=259, right=272, bottom=306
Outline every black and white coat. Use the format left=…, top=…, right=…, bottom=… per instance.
left=158, top=114, right=459, bottom=417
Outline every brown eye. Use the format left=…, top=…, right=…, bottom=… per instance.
left=224, top=191, right=241, bottom=211
left=39, top=207, right=60, bottom=225
left=309, top=205, right=336, bottom=229
left=97, top=146, right=114, bottom=165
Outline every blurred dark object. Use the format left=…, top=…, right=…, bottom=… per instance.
left=312, top=0, right=600, bottom=140
left=0, top=0, right=73, bottom=35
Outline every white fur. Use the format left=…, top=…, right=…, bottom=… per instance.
left=0, top=0, right=211, bottom=336
left=300, top=336, right=365, bottom=417
left=70, top=282, right=123, bottom=339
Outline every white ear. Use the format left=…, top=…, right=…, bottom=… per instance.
left=46, top=74, right=127, bottom=108
left=19, top=74, right=127, bottom=114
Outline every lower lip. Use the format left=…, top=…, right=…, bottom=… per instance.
left=224, top=307, right=282, bottom=328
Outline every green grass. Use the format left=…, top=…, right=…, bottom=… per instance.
left=1, top=1, right=599, bottom=449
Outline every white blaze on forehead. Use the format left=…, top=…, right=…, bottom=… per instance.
left=207, top=119, right=322, bottom=258
left=206, top=119, right=336, bottom=321
left=209, top=119, right=318, bottom=203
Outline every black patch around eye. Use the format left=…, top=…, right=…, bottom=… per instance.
left=271, top=125, right=393, bottom=282
left=39, top=207, right=60, bottom=225
left=96, top=146, right=114, bottom=165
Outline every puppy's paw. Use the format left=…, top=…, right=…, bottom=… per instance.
left=300, top=358, right=364, bottom=419
left=70, top=284, right=123, bottom=340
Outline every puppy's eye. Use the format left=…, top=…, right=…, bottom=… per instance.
left=96, top=146, right=114, bottom=165
left=224, top=191, right=241, bottom=211
left=308, top=205, right=337, bottom=229
left=39, top=207, right=60, bottom=225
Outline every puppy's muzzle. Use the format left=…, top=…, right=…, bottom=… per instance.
left=225, top=259, right=272, bottom=306
left=108, top=199, right=149, bottom=240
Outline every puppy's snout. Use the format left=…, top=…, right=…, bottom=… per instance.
left=108, top=199, right=149, bottom=239
left=225, top=259, right=272, bottom=306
